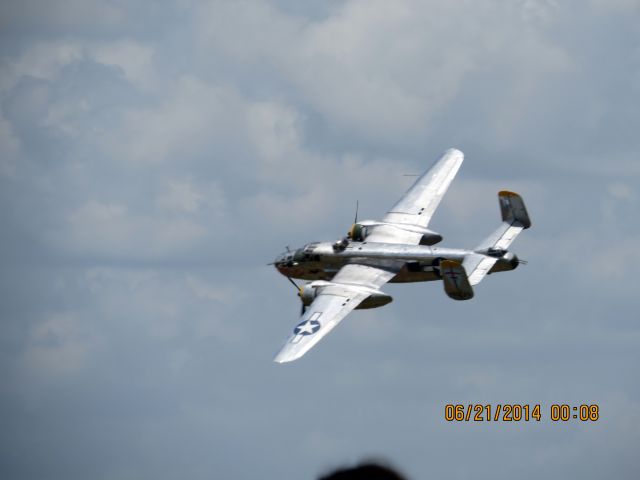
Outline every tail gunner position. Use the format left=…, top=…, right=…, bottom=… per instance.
left=272, top=149, right=531, bottom=363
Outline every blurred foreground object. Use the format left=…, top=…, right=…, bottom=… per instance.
left=319, top=462, right=407, bottom=480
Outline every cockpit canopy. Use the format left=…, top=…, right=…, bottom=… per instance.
left=293, top=243, right=321, bottom=262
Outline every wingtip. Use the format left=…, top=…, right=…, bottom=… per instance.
left=273, top=351, right=287, bottom=363
left=273, top=354, right=296, bottom=364
left=445, top=147, right=464, bottom=159
left=273, top=348, right=302, bottom=364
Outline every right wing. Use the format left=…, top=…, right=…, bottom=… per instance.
left=364, top=148, right=464, bottom=245
left=273, top=264, right=395, bottom=363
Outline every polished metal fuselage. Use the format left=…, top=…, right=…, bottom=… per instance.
left=274, top=241, right=517, bottom=283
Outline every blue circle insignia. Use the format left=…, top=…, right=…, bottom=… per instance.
left=293, top=319, right=321, bottom=336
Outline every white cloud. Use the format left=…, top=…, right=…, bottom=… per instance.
left=0, top=38, right=157, bottom=94
left=156, top=180, right=207, bottom=214
left=22, top=312, right=101, bottom=376
left=116, top=76, right=249, bottom=165
left=89, top=40, right=156, bottom=90
left=247, top=101, right=302, bottom=162
left=0, top=41, right=83, bottom=91
left=58, top=200, right=208, bottom=259
left=516, top=0, right=560, bottom=23
left=193, top=0, right=574, bottom=148
left=607, top=182, right=635, bottom=203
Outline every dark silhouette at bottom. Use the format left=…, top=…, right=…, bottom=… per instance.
left=319, top=462, right=407, bottom=480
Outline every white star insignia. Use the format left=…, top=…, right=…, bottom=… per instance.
left=294, top=320, right=320, bottom=335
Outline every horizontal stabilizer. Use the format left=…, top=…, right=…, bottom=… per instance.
left=463, top=253, right=499, bottom=286
left=441, top=260, right=474, bottom=301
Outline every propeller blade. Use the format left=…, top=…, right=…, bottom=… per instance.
left=354, top=200, right=359, bottom=224
left=286, top=277, right=300, bottom=290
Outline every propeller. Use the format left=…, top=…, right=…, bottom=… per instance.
left=346, top=200, right=360, bottom=241
left=286, top=277, right=306, bottom=315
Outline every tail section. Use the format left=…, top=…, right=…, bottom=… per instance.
left=462, top=191, right=531, bottom=286
left=498, top=190, right=531, bottom=229
left=475, top=191, right=531, bottom=252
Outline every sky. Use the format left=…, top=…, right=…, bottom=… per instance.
left=1, top=0, right=639, bottom=478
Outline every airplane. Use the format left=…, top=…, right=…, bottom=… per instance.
left=272, top=148, right=531, bottom=363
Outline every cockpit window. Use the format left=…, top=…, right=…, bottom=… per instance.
left=303, top=242, right=319, bottom=252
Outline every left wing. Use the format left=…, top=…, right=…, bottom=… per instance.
left=364, top=148, right=464, bottom=245
left=274, top=264, right=395, bottom=363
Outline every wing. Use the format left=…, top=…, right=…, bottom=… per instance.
left=273, top=264, right=395, bottom=363
left=364, top=148, right=464, bottom=245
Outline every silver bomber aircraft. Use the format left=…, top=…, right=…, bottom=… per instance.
left=273, top=148, right=531, bottom=363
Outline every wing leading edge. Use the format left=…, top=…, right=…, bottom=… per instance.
left=274, top=265, right=395, bottom=363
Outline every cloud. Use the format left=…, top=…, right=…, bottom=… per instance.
left=192, top=0, right=578, bottom=154
left=89, top=40, right=156, bottom=90
left=57, top=200, right=208, bottom=259
left=22, top=312, right=102, bottom=376
left=156, top=179, right=209, bottom=214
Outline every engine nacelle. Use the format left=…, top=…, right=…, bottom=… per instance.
left=349, top=222, right=442, bottom=245
left=299, top=283, right=392, bottom=310
left=348, top=223, right=368, bottom=241
left=298, top=284, right=318, bottom=306
left=419, top=230, right=443, bottom=246
left=488, top=251, right=519, bottom=273
left=355, top=292, right=393, bottom=309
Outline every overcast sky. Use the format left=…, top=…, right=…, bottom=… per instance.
left=1, top=1, right=639, bottom=479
